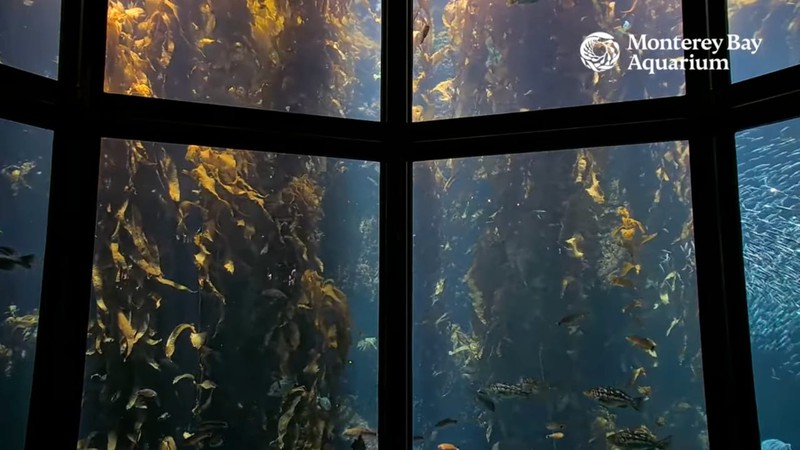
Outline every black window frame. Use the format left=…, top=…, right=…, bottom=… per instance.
left=1, top=0, right=798, bottom=448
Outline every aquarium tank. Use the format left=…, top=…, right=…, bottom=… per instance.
left=411, top=0, right=686, bottom=121
left=737, top=117, right=800, bottom=450
left=728, top=0, right=800, bottom=82
left=412, top=143, right=708, bottom=449
left=74, top=139, right=380, bottom=450
left=0, top=0, right=797, bottom=447
left=102, top=0, right=381, bottom=120
left=0, top=118, right=53, bottom=449
left=0, top=0, right=61, bottom=79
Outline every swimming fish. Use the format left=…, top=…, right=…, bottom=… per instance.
left=583, top=386, right=645, bottom=410
left=606, top=427, right=672, bottom=449
left=0, top=246, right=34, bottom=271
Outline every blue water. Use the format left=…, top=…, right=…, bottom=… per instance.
left=320, top=160, right=381, bottom=427
left=736, top=117, right=800, bottom=450
left=0, top=0, right=61, bottom=79
left=728, top=0, right=800, bottom=83
left=412, top=144, right=708, bottom=450
left=0, top=118, right=53, bottom=450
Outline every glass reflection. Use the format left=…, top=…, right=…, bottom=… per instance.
left=0, top=118, right=54, bottom=450
left=411, top=0, right=684, bottom=121
left=728, top=0, right=800, bottom=82
left=77, top=139, right=379, bottom=449
left=0, top=0, right=61, bottom=78
left=412, top=144, right=709, bottom=449
left=105, top=0, right=381, bottom=120
left=736, top=117, right=800, bottom=449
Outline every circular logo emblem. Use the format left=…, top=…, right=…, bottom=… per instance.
left=580, top=32, right=620, bottom=72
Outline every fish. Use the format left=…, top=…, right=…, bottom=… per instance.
left=267, top=376, right=296, bottom=397
left=622, top=299, right=643, bottom=314
left=438, top=444, right=459, bottom=450
left=557, top=312, right=587, bottom=326
left=628, top=367, right=647, bottom=386
left=626, top=336, right=658, bottom=358
left=606, top=428, right=672, bottom=449
left=476, top=392, right=496, bottom=411
left=419, top=24, right=430, bottom=45
left=0, top=246, right=34, bottom=271
left=261, top=288, right=288, bottom=300
left=343, top=427, right=377, bottom=438
left=318, top=396, right=331, bottom=411
left=546, top=432, right=565, bottom=439
left=583, top=386, right=645, bottom=411
left=476, top=378, right=550, bottom=411
left=434, top=418, right=458, bottom=428
left=479, top=378, right=550, bottom=399
left=546, top=422, right=566, bottom=431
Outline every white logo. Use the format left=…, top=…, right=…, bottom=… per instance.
left=580, top=32, right=620, bottom=72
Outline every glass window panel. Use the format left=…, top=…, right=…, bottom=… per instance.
left=412, top=143, right=708, bottom=448
left=0, top=0, right=61, bottom=79
left=728, top=0, right=800, bottom=82
left=736, top=117, right=800, bottom=448
left=411, top=0, right=684, bottom=122
left=77, top=138, right=379, bottom=449
left=104, top=0, right=381, bottom=121
left=0, top=118, right=54, bottom=450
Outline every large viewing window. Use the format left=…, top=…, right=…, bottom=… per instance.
left=0, top=0, right=797, bottom=449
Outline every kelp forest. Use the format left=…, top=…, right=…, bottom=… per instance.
left=105, top=0, right=381, bottom=120
left=412, top=0, right=799, bottom=121
left=77, top=139, right=379, bottom=450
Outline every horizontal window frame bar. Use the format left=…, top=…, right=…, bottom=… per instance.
left=406, top=117, right=694, bottom=160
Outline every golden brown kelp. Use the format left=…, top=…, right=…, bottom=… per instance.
left=79, top=140, right=352, bottom=450
left=104, top=0, right=380, bottom=117
left=413, top=0, right=683, bottom=120
left=0, top=305, right=38, bottom=378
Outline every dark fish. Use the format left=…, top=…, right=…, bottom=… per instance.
left=558, top=312, right=587, bottom=326
left=521, top=377, right=552, bottom=393
left=435, top=418, right=458, bottom=428
left=261, top=288, right=287, bottom=300
left=351, top=436, right=367, bottom=450
left=0, top=246, right=34, bottom=271
left=413, top=435, right=426, bottom=442
left=420, top=24, right=430, bottom=44
left=583, top=386, right=645, bottom=411
left=476, top=392, right=496, bottom=411
left=137, top=388, right=158, bottom=398
left=606, top=428, right=672, bottom=449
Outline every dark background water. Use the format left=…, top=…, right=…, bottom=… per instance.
left=0, top=118, right=53, bottom=450
left=0, top=0, right=61, bottom=79
left=320, top=160, right=380, bottom=428
left=411, top=145, right=707, bottom=450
